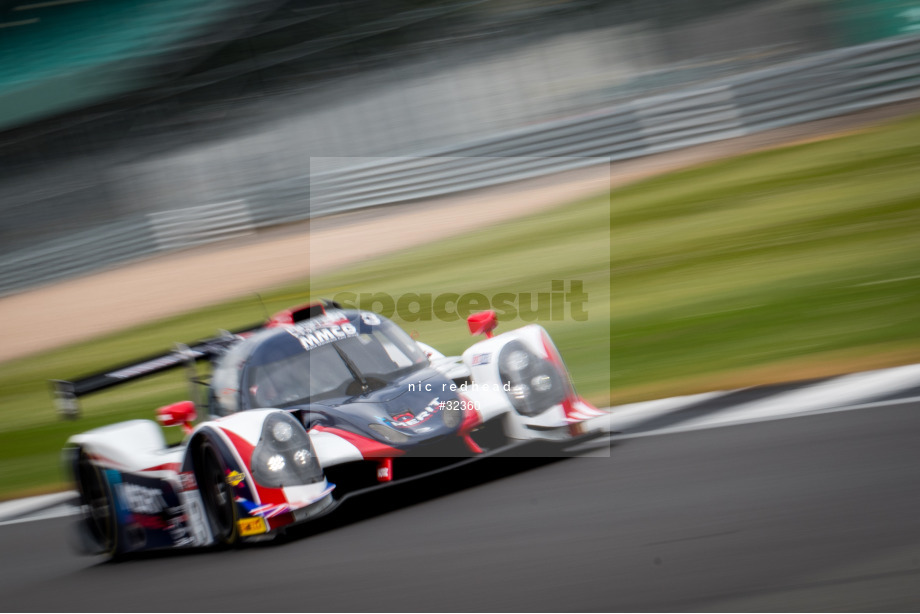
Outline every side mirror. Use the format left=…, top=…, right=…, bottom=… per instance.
left=156, top=400, right=197, bottom=435
left=467, top=310, right=498, bottom=338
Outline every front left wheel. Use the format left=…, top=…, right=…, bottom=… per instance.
left=193, top=440, right=239, bottom=546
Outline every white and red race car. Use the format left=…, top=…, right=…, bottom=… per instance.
left=58, top=301, right=606, bottom=557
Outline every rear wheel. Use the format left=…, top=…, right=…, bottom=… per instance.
left=75, top=450, right=117, bottom=555
left=193, top=440, right=239, bottom=546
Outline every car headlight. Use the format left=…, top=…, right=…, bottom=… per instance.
left=293, top=449, right=312, bottom=465
left=368, top=423, right=410, bottom=444
left=498, top=342, right=565, bottom=416
left=266, top=454, right=286, bottom=472
left=251, top=412, right=323, bottom=488
left=505, top=350, right=530, bottom=372
left=531, top=374, right=553, bottom=392
left=271, top=421, right=293, bottom=442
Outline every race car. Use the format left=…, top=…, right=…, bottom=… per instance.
left=56, top=300, right=605, bottom=557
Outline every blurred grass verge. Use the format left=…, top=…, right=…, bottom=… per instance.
left=1, top=111, right=920, bottom=499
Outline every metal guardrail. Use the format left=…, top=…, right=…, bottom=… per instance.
left=2, top=34, right=919, bottom=297
left=306, top=34, right=920, bottom=213
left=0, top=219, right=158, bottom=293
left=148, top=200, right=253, bottom=251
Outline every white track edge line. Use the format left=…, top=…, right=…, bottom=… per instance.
left=605, top=394, right=920, bottom=442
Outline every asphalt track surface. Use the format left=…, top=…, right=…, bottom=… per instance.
left=2, top=400, right=919, bottom=612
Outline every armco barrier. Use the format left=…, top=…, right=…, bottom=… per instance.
left=0, top=219, right=158, bottom=294
left=2, top=34, right=919, bottom=297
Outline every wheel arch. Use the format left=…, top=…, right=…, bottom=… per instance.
left=185, top=430, right=242, bottom=546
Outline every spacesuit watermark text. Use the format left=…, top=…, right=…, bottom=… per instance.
left=333, top=280, right=588, bottom=323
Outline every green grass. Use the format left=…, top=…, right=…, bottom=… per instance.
left=2, top=112, right=920, bottom=500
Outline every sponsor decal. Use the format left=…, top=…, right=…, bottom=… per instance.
left=471, top=352, right=491, bottom=366
left=110, top=474, right=194, bottom=548
left=183, top=497, right=210, bottom=545
left=384, top=397, right=444, bottom=429
left=165, top=506, right=193, bottom=547
left=178, top=472, right=197, bottom=492
left=108, top=351, right=204, bottom=380
left=289, top=311, right=349, bottom=333
left=226, top=470, right=245, bottom=487
left=238, top=516, right=268, bottom=537
left=115, top=483, right=168, bottom=515
left=287, top=321, right=358, bottom=351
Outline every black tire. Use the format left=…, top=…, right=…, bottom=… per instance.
left=193, top=439, right=239, bottom=546
left=75, top=450, right=117, bottom=556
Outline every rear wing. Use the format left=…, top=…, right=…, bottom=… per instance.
left=51, top=299, right=342, bottom=419
left=51, top=329, right=250, bottom=419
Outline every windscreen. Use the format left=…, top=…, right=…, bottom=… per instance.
left=243, top=314, right=428, bottom=409
left=337, top=318, right=428, bottom=382
left=247, top=343, right=354, bottom=407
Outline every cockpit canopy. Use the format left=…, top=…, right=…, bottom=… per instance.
left=210, top=310, right=428, bottom=416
